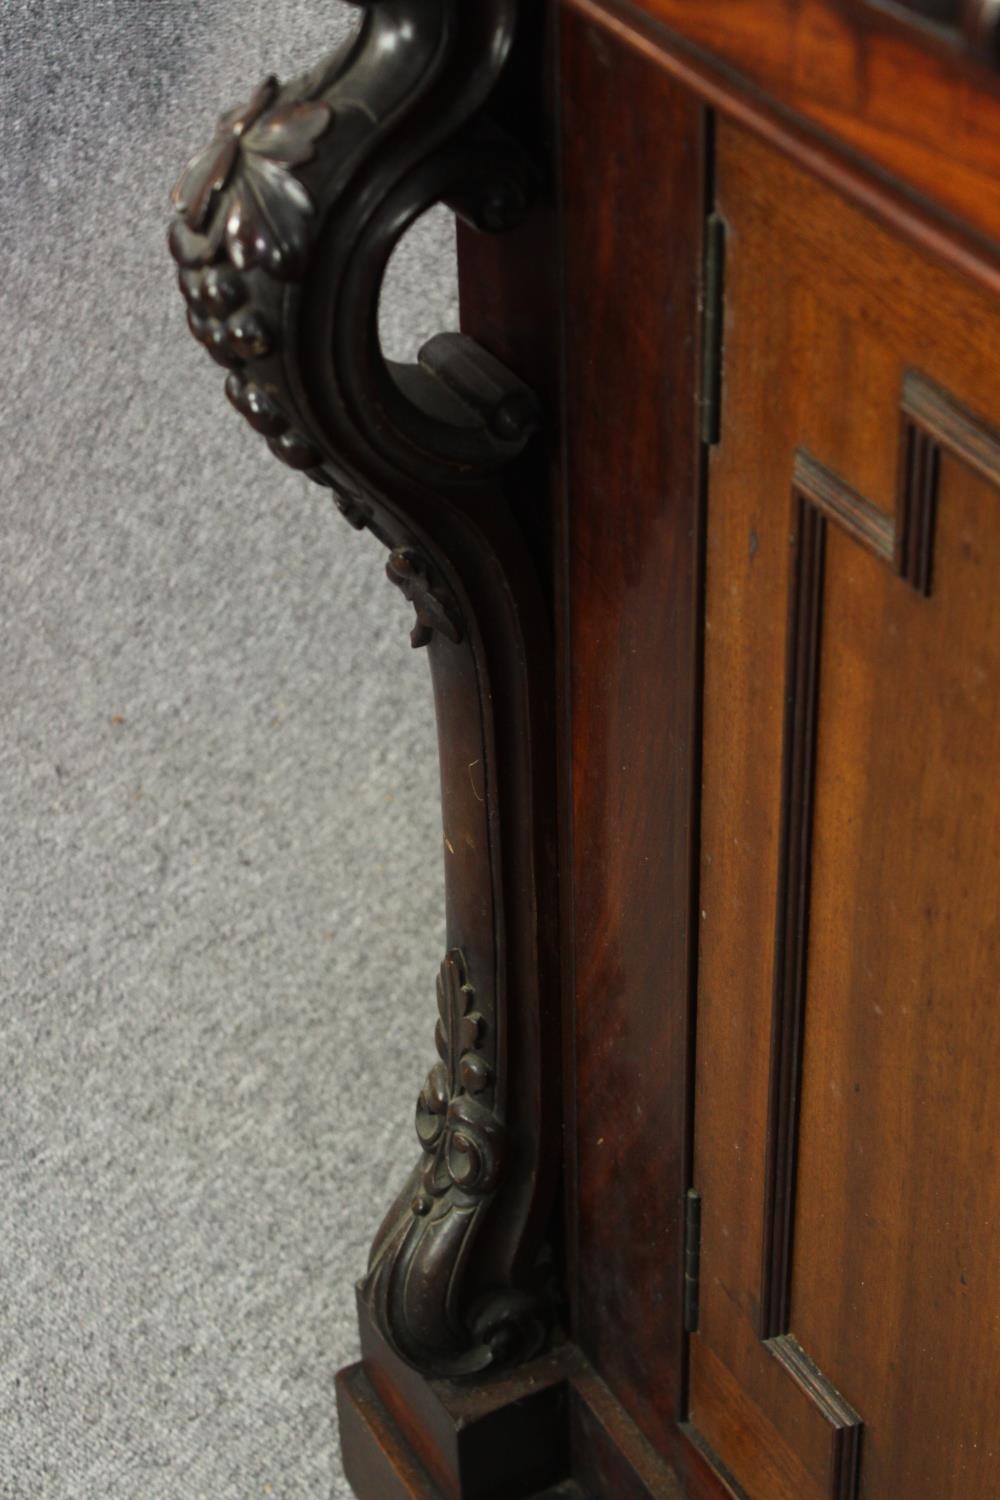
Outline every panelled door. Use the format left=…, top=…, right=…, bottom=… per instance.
left=688, top=119, right=1000, bottom=1500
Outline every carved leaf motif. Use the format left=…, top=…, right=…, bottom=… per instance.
left=170, top=74, right=332, bottom=278
left=174, top=136, right=240, bottom=234
left=385, top=548, right=464, bottom=649
left=224, top=157, right=317, bottom=274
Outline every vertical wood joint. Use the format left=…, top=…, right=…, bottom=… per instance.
left=897, top=370, right=1000, bottom=598
left=896, top=420, right=940, bottom=597
left=700, top=212, right=726, bottom=446
left=761, top=493, right=826, bottom=1340
left=683, top=1188, right=703, bottom=1333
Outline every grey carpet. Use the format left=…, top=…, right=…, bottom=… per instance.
left=1, top=4, right=456, bottom=1495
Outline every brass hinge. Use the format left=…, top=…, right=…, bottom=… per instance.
left=683, top=1188, right=702, bottom=1334
left=700, top=211, right=726, bottom=447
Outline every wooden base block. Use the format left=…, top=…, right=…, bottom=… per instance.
left=337, top=1364, right=444, bottom=1500
left=337, top=1297, right=719, bottom=1499
left=344, top=1293, right=571, bottom=1500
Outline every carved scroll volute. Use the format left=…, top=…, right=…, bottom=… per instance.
left=168, top=0, right=557, bottom=1380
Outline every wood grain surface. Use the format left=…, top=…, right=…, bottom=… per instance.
left=558, top=0, right=707, bottom=1466
left=690, top=115, right=1000, bottom=1500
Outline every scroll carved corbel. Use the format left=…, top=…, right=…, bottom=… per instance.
left=168, top=0, right=557, bottom=1379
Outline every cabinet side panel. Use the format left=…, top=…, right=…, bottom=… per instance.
left=559, top=3, right=704, bottom=1454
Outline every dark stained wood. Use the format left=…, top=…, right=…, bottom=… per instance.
left=690, top=114, right=1000, bottom=1500
left=338, top=1365, right=444, bottom=1500
left=558, top=0, right=706, bottom=1460
left=900, top=369, right=1000, bottom=482
left=171, top=2, right=1000, bottom=1494
left=570, top=1359, right=737, bottom=1500
left=456, top=0, right=562, bottom=578
left=689, top=1341, right=826, bottom=1500
left=357, top=1297, right=572, bottom=1500
left=344, top=1304, right=726, bottom=1498
left=170, top=0, right=565, bottom=1393
left=569, top=1375, right=686, bottom=1500
left=962, top=0, right=1000, bottom=60
left=527, top=1486, right=588, bottom=1499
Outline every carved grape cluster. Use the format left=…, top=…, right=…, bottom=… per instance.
left=169, top=70, right=332, bottom=474
left=176, top=265, right=272, bottom=369
left=224, top=374, right=321, bottom=472
left=413, top=951, right=504, bottom=1214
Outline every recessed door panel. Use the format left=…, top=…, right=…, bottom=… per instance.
left=690, top=120, right=1000, bottom=1500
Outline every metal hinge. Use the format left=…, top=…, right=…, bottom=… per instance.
left=683, top=1188, right=702, bottom=1333
left=700, top=211, right=726, bottom=447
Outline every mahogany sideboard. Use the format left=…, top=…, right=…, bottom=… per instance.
left=167, top=2, right=1000, bottom=1495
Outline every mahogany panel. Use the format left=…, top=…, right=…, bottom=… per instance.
left=568, top=1363, right=740, bottom=1500
left=559, top=0, right=705, bottom=1460
left=691, top=116, right=1000, bottom=1500
left=760, top=454, right=893, bottom=1348
left=793, top=454, right=1000, bottom=1500
left=896, top=369, right=1000, bottom=591
left=569, top=1375, right=686, bottom=1500
left=565, top=0, right=1000, bottom=296
left=570, top=0, right=1000, bottom=254
left=338, top=1366, right=444, bottom=1500
left=689, top=1342, right=820, bottom=1500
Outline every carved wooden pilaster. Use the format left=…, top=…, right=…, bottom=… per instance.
left=167, top=0, right=557, bottom=1380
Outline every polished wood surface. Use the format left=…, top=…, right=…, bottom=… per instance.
left=559, top=0, right=705, bottom=1463
left=570, top=0, right=1000, bottom=256
left=165, top=1, right=1000, bottom=1493
left=435, top=4, right=1000, bottom=1494
left=689, top=117, right=1000, bottom=1500
left=565, top=0, right=1000, bottom=299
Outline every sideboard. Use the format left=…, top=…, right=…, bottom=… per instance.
left=167, top=2, right=1000, bottom=1495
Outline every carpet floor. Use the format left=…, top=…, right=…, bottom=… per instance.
left=1, top=4, right=456, bottom=1495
